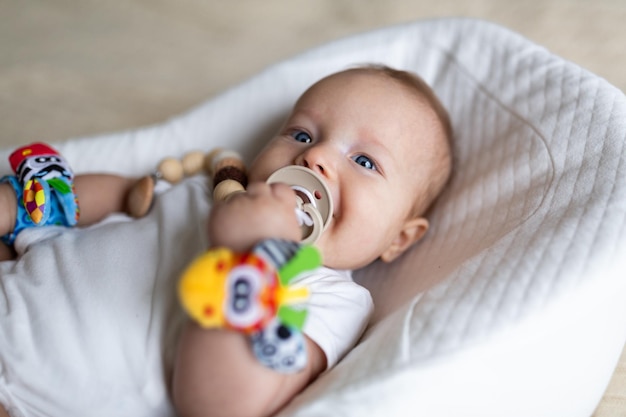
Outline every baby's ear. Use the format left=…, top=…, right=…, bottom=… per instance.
left=380, top=217, right=429, bottom=263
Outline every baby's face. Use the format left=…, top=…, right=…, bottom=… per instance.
left=249, top=70, right=443, bottom=269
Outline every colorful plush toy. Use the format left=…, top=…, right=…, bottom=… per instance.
left=1, top=142, right=79, bottom=245
left=178, top=239, right=320, bottom=333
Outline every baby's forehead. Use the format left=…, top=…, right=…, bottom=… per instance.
left=297, top=68, right=450, bottom=154
left=297, top=70, right=436, bottom=115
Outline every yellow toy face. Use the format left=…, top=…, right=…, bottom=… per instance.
left=178, top=247, right=279, bottom=332
left=178, top=248, right=233, bottom=328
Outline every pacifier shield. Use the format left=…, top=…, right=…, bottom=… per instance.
left=267, top=166, right=333, bottom=244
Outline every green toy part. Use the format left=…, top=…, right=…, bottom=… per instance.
left=278, top=245, right=322, bottom=286
left=277, top=306, right=308, bottom=331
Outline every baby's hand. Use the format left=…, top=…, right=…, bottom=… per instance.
left=207, top=182, right=301, bottom=252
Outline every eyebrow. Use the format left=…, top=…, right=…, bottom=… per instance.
left=288, top=107, right=321, bottom=124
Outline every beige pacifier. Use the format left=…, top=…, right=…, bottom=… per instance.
left=267, top=166, right=333, bottom=245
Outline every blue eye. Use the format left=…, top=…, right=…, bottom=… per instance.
left=291, top=130, right=312, bottom=143
left=352, top=155, right=377, bottom=171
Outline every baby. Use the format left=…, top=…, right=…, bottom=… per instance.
left=0, top=65, right=451, bottom=417
left=171, top=65, right=453, bottom=417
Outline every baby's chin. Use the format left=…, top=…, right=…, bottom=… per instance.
left=314, top=239, right=373, bottom=271
left=319, top=256, right=373, bottom=272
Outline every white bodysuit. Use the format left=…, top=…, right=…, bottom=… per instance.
left=0, top=178, right=373, bottom=417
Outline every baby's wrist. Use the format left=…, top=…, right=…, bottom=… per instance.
left=208, top=209, right=301, bottom=252
left=0, top=183, right=18, bottom=238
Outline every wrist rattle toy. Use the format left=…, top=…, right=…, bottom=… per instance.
left=1, top=142, right=79, bottom=246
left=179, top=238, right=319, bottom=331
left=178, top=238, right=321, bottom=372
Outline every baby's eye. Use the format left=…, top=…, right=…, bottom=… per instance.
left=352, top=154, right=377, bottom=171
left=290, top=130, right=312, bottom=144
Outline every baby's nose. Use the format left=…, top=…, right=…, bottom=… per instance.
left=302, top=159, right=324, bottom=175
left=297, top=146, right=331, bottom=177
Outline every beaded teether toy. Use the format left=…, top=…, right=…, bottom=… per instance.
left=154, top=148, right=334, bottom=245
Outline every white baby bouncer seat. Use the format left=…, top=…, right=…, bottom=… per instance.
left=0, top=17, right=625, bottom=417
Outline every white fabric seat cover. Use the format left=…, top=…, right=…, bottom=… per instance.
left=1, top=17, right=625, bottom=417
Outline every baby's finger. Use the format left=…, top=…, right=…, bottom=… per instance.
left=245, top=181, right=272, bottom=196
left=269, top=182, right=297, bottom=203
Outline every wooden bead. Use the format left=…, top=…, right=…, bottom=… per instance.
left=214, top=156, right=246, bottom=174
left=158, top=157, right=185, bottom=183
left=126, top=175, right=155, bottom=218
left=213, top=179, right=245, bottom=202
left=204, top=148, right=223, bottom=176
left=182, top=151, right=206, bottom=176
left=214, top=166, right=248, bottom=188
left=207, top=149, right=244, bottom=175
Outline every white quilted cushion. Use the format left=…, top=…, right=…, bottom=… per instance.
left=1, top=18, right=625, bottom=417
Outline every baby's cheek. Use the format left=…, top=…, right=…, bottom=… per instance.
left=315, top=228, right=376, bottom=270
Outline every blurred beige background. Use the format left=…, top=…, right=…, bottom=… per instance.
left=1, top=1, right=624, bottom=415
left=1, top=0, right=625, bottom=150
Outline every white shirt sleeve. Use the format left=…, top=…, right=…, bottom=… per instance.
left=294, top=267, right=374, bottom=369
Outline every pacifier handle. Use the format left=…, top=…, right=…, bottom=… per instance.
left=300, top=203, right=324, bottom=244
left=266, top=166, right=333, bottom=244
